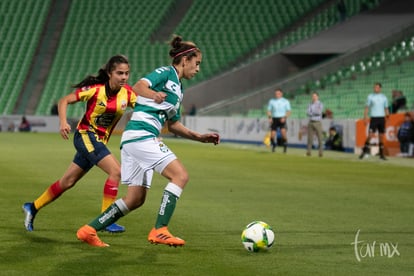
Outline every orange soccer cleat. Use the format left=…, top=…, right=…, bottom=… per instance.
left=148, top=227, right=185, bottom=247
left=77, top=225, right=109, bottom=247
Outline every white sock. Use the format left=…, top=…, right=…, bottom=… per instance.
left=165, top=182, right=183, bottom=198
left=115, top=199, right=130, bottom=215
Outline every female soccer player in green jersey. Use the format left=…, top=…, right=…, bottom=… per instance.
left=77, top=35, right=220, bottom=247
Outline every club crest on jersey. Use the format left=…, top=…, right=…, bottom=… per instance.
left=121, top=100, right=127, bottom=110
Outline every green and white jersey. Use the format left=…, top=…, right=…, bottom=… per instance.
left=121, top=66, right=183, bottom=147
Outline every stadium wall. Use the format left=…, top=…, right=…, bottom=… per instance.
left=2, top=114, right=404, bottom=156
left=183, top=116, right=356, bottom=152
left=0, top=115, right=72, bottom=133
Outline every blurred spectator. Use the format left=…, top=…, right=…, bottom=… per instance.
left=50, top=101, right=59, bottom=115
left=325, top=126, right=344, bottom=151
left=8, top=122, right=15, bottom=132
left=188, top=103, right=197, bottom=116
left=337, top=0, right=347, bottom=22
left=306, top=92, right=324, bottom=157
left=18, top=116, right=31, bottom=132
left=390, top=90, right=407, bottom=114
left=323, top=108, right=333, bottom=119
left=397, top=112, right=414, bottom=157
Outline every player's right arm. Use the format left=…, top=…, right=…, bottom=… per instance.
left=363, top=106, right=369, bottom=124
left=132, top=79, right=166, bottom=104
left=267, top=102, right=272, bottom=121
left=58, top=93, right=77, bottom=140
left=363, top=95, right=371, bottom=124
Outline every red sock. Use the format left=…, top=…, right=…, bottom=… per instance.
left=101, top=178, right=119, bottom=212
left=33, top=181, right=64, bottom=210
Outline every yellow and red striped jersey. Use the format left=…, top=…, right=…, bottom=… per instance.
left=75, top=83, right=137, bottom=144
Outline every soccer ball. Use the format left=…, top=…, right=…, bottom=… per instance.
left=241, top=221, right=275, bottom=252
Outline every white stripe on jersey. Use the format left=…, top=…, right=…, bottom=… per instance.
left=131, top=111, right=162, bottom=130
left=137, top=96, right=174, bottom=111
left=122, top=129, right=154, bottom=142
left=137, top=97, right=178, bottom=120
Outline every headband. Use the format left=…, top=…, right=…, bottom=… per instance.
left=173, top=47, right=197, bottom=59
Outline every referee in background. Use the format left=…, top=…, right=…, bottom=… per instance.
left=359, top=82, right=389, bottom=160
left=267, top=88, right=291, bottom=153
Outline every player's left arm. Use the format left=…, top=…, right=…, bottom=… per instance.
left=167, top=120, right=220, bottom=145
left=283, top=101, right=292, bottom=122
left=285, top=110, right=291, bottom=118
left=282, top=108, right=291, bottom=123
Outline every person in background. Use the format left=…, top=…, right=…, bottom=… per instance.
left=50, top=101, right=59, bottom=115
left=188, top=103, right=197, bottom=116
left=18, top=116, right=31, bottom=132
left=325, top=126, right=344, bottom=151
left=390, top=90, right=407, bottom=114
left=76, top=35, right=220, bottom=248
left=7, top=121, right=15, bottom=132
left=267, top=88, right=291, bottom=153
left=397, top=112, right=414, bottom=157
left=22, top=55, right=145, bottom=233
left=337, top=0, right=347, bottom=22
left=359, top=82, right=389, bottom=160
left=306, top=92, right=324, bottom=157
left=323, top=108, right=333, bottom=119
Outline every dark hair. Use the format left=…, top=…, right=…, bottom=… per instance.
left=374, top=82, right=382, bottom=88
left=72, top=55, right=129, bottom=88
left=169, top=35, right=200, bottom=65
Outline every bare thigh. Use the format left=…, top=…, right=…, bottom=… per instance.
left=161, top=159, right=189, bottom=189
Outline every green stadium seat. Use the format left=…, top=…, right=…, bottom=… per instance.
left=245, top=33, right=414, bottom=120
left=0, top=0, right=51, bottom=115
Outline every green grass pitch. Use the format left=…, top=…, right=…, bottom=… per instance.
left=0, top=132, right=413, bottom=275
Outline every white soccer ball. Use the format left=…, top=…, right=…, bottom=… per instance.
left=241, top=221, right=275, bottom=252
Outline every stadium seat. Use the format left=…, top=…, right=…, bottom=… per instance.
left=0, top=0, right=51, bottom=115
left=32, top=0, right=331, bottom=117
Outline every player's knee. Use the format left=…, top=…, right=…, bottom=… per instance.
left=59, top=178, right=77, bottom=190
left=130, top=198, right=145, bottom=210
left=108, top=167, right=121, bottom=181
left=171, top=171, right=189, bottom=188
left=125, top=195, right=146, bottom=210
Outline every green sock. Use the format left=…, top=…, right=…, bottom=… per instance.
left=89, top=200, right=128, bottom=230
left=155, top=190, right=178, bottom=229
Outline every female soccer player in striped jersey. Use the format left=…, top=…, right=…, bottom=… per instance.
left=77, top=36, right=220, bottom=247
left=23, top=55, right=144, bottom=233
